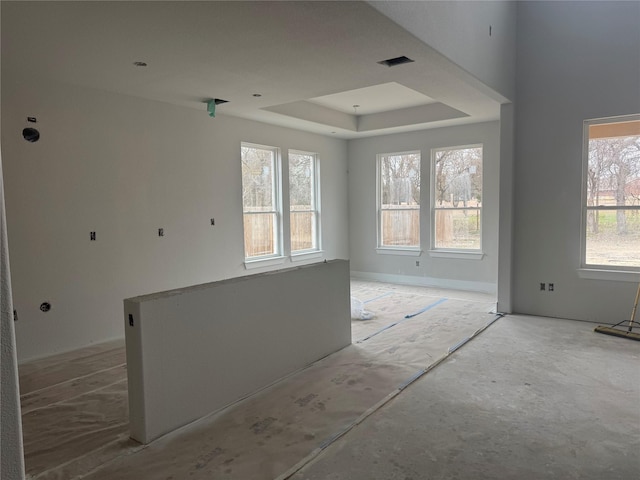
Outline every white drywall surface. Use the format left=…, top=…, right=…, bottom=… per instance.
left=514, top=1, right=640, bottom=321
left=497, top=103, right=515, bottom=313
left=369, top=0, right=516, bottom=102
left=1, top=77, right=349, bottom=362
left=1, top=153, right=26, bottom=479
left=348, top=121, right=500, bottom=293
left=124, top=259, right=351, bottom=444
left=1, top=5, right=26, bottom=472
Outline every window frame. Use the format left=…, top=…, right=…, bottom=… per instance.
left=430, top=144, right=484, bottom=256
left=241, top=142, right=284, bottom=266
left=288, top=149, right=322, bottom=258
left=376, top=150, right=422, bottom=255
left=579, top=114, right=640, bottom=276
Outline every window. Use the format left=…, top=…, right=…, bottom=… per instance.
left=431, top=145, right=482, bottom=251
left=241, top=143, right=282, bottom=259
left=377, top=151, right=421, bottom=249
left=582, top=115, right=640, bottom=270
left=289, top=150, right=320, bottom=254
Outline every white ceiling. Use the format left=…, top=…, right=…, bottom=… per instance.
left=308, top=83, right=435, bottom=116
left=1, top=1, right=503, bottom=139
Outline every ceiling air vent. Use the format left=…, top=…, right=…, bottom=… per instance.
left=377, top=56, right=415, bottom=67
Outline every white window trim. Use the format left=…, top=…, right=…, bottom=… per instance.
left=579, top=114, right=640, bottom=276
left=577, top=268, right=640, bottom=282
left=430, top=144, right=484, bottom=253
left=244, top=255, right=287, bottom=270
left=241, top=142, right=283, bottom=263
left=376, top=247, right=422, bottom=256
left=428, top=250, right=484, bottom=260
left=289, top=149, right=321, bottom=255
left=291, top=250, right=324, bottom=262
left=376, top=150, right=421, bottom=251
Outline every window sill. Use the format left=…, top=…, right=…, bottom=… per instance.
left=376, top=248, right=422, bottom=257
left=291, top=250, right=324, bottom=262
left=428, top=250, right=484, bottom=260
left=244, top=256, right=286, bottom=270
left=577, top=268, right=640, bottom=282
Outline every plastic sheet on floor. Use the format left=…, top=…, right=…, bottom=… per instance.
left=20, top=282, right=497, bottom=480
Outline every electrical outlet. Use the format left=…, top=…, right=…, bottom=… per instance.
left=416, top=261, right=420, bottom=267
left=540, top=283, right=546, bottom=291
left=158, top=228, right=164, bottom=237
left=548, top=283, right=554, bottom=292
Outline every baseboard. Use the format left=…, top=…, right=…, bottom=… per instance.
left=18, top=336, right=125, bottom=365
left=350, top=271, right=496, bottom=295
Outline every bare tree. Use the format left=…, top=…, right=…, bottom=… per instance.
left=434, top=147, right=482, bottom=209
left=381, top=153, right=420, bottom=206
left=289, top=153, right=312, bottom=209
left=589, top=136, right=640, bottom=234
left=242, top=146, right=274, bottom=210
left=587, top=139, right=614, bottom=233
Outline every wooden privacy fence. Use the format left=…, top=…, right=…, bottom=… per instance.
left=381, top=209, right=480, bottom=248
left=244, top=212, right=314, bottom=257
left=243, top=213, right=275, bottom=257
left=381, top=209, right=420, bottom=246
left=244, top=209, right=481, bottom=255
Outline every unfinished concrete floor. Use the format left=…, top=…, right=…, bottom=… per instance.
left=18, top=281, right=639, bottom=479
left=292, top=314, right=640, bottom=480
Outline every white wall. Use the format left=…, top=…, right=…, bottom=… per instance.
left=1, top=6, right=26, bottom=474
left=1, top=154, right=26, bottom=480
left=348, top=121, right=500, bottom=293
left=369, top=1, right=517, bottom=102
left=1, top=76, right=349, bottom=362
left=513, top=1, right=640, bottom=321
left=497, top=103, right=515, bottom=313
left=125, top=260, right=351, bottom=443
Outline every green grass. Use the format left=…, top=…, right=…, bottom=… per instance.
left=588, top=210, right=640, bottom=236
left=452, top=214, right=481, bottom=235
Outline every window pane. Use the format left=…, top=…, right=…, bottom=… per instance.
left=289, top=153, right=313, bottom=211
left=381, top=154, right=420, bottom=208
left=381, top=208, right=420, bottom=246
left=289, top=151, right=319, bottom=253
left=379, top=152, right=420, bottom=248
left=586, top=208, right=640, bottom=267
left=434, top=209, right=481, bottom=249
left=290, top=211, right=316, bottom=251
left=434, top=147, right=482, bottom=209
left=242, top=146, right=275, bottom=212
left=432, top=146, right=482, bottom=251
left=587, top=126, right=640, bottom=210
left=241, top=144, right=279, bottom=259
left=243, top=213, right=276, bottom=257
left=585, top=118, right=640, bottom=267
